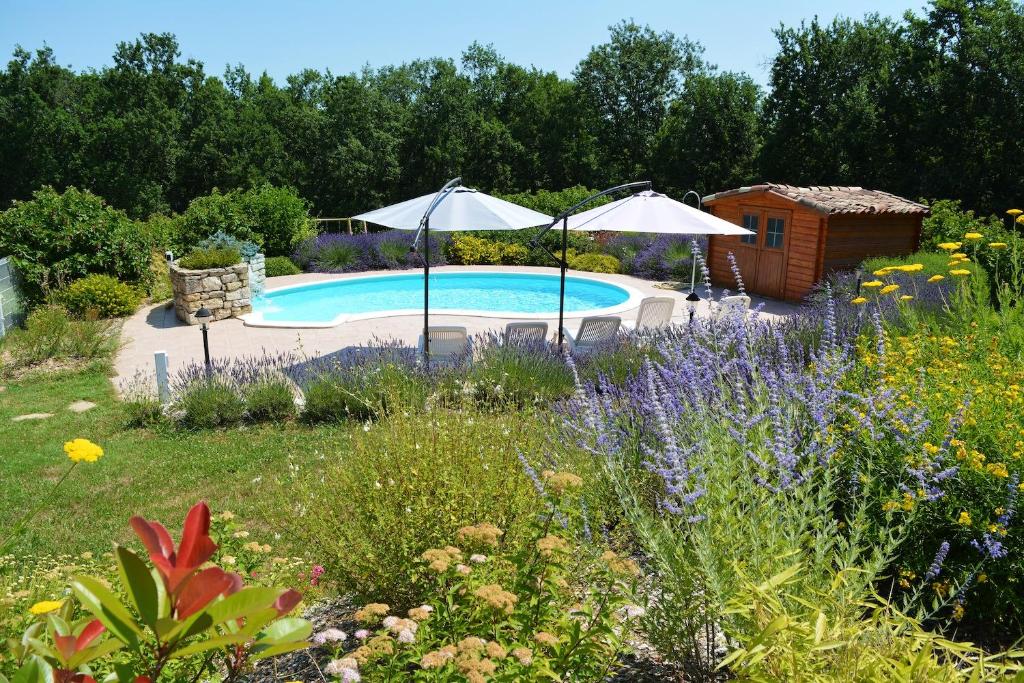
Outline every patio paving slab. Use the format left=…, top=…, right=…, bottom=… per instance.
left=68, top=400, right=98, bottom=413
left=13, top=413, right=54, bottom=422
left=113, top=266, right=799, bottom=392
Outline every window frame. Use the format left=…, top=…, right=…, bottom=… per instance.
left=765, top=216, right=786, bottom=250
left=740, top=212, right=760, bottom=246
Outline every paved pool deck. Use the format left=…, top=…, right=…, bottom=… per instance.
left=113, top=266, right=799, bottom=390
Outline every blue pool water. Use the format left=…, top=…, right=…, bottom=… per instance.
left=252, top=272, right=632, bottom=324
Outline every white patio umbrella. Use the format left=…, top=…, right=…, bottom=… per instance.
left=533, top=185, right=754, bottom=345
left=353, top=178, right=552, bottom=360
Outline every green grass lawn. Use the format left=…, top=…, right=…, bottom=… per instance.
left=0, top=366, right=354, bottom=556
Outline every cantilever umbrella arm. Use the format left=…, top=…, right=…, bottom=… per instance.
left=531, top=180, right=652, bottom=347
left=410, top=176, right=462, bottom=365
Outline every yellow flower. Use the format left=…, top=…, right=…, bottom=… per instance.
left=851, top=297, right=868, bottom=305
left=880, top=284, right=900, bottom=295
left=900, top=295, right=914, bottom=301
left=964, top=232, right=983, bottom=241
left=937, top=242, right=961, bottom=251
left=1017, top=215, right=1024, bottom=225
left=862, top=280, right=884, bottom=288
left=1008, top=209, right=1022, bottom=216
left=986, top=462, right=1009, bottom=478
left=29, top=600, right=64, bottom=615
left=950, top=269, right=972, bottom=276
left=951, top=252, right=968, bottom=259
left=873, top=268, right=893, bottom=276
left=928, top=275, right=944, bottom=283
left=957, top=511, right=972, bottom=526
left=989, top=242, right=1008, bottom=249
left=63, top=439, right=103, bottom=463
left=897, top=264, right=924, bottom=272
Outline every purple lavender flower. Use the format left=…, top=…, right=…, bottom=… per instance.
left=925, top=541, right=950, bottom=580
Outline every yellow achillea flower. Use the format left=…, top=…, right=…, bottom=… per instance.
left=862, top=280, right=883, bottom=288
left=951, top=252, right=968, bottom=259
left=928, top=275, right=944, bottom=283
left=964, top=232, right=983, bottom=240
left=873, top=268, right=893, bottom=276
left=1008, top=209, right=1022, bottom=216
left=897, top=263, right=924, bottom=272
left=880, top=284, right=900, bottom=294
left=989, top=242, right=1008, bottom=249
left=950, top=269, right=972, bottom=276
left=937, top=242, right=961, bottom=251
left=29, top=600, right=64, bottom=615
left=958, top=511, right=972, bottom=526
left=851, top=296, right=868, bottom=305
left=63, top=438, right=103, bottom=463
left=1017, top=215, right=1024, bottom=224
left=900, top=295, right=914, bottom=301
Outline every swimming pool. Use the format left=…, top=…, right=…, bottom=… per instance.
left=242, top=271, right=642, bottom=328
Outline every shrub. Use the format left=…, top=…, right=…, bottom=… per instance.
left=294, top=232, right=446, bottom=273
left=265, top=256, right=302, bottom=277
left=53, top=274, right=139, bottom=318
left=447, top=234, right=529, bottom=266
left=177, top=376, right=246, bottom=429
left=121, top=395, right=167, bottom=429
left=343, top=483, right=638, bottom=682
left=299, top=358, right=432, bottom=423
left=197, top=229, right=259, bottom=259
left=466, top=334, right=573, bottom=407
left=569, top=252, right=621, bottom=273
left=0, top=305, right=116, bottom=375
left=0, top=186, right=151, bottom=303
left=177, top=247, right=242, bottom=270
left=285, top=409, right=547, bottom=607
left=244, top=376, right=297, bottom=423
left=174, top=185, right=314, bottom=256
left=607, top=233, right=700, bottom=280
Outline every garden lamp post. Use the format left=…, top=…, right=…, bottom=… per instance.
left=195, top=306, right=212, bottom=371
left=685, top=291, right=701, bottom=322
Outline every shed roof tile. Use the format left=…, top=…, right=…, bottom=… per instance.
left=702, top=184, right=929, bottom=215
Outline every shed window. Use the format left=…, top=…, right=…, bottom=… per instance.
left=741, top=213, right=759, bottom=245
left=765, top=217, right=785, bottom=249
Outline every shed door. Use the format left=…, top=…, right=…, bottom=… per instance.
left=733, top=206, right=791, bottom=299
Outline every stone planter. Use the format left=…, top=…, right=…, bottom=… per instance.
left=170, top=261, right=252, bottom=325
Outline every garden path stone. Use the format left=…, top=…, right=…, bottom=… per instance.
left=67, top=400, right=97, bottom=413
left=12, top=413, right=54, bottom=422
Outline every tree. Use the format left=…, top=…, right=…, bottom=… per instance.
left=654, top=72, right=761, bottom=197
left=575, top=20, right=703, bottom=183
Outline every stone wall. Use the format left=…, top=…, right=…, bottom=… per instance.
left=246, top=252, right=266, bottom=298
left=170, top=261, right=252, bottom=325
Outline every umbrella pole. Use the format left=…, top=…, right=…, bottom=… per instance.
left=557, top=215, right=568, bottom=348
left=690, top=251, right=697, bottom=293
left=423, top=217, right=430, bottom=367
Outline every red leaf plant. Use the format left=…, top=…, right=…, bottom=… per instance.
left=131, top=501, right=244, bottom=617
left=51, top=620, right=105, bottom=683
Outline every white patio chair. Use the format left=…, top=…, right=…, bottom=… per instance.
left=503, top=321, right=548, bottom=346
left=417, top=326, right=470, bottom=361
left=560, top=316, right=621, bottom=354
left=622, top=296, right=675, bottom=331
left=718, top=295, right=751, bottom=318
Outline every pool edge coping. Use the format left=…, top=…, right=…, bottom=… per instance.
left=240, top=269, right=646, bottom=329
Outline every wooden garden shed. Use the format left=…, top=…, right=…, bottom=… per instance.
left=702, top=184, right=929, bottom=301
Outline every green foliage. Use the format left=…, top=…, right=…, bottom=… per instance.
left=53, top=274, right=139, bottom=319
left=446, top=234, right=529, bottom=266
left=347, top=484, right=638, bottom=681
left=720, top=564, right=1024, bottom=681
left=0, top=187, right=151, bottom=303
left=177, top=377, right=246, bottom=429
left=312, top=242, right=359, bottom=271
left=496, top=186, right=608, bottom=217
left=243, top=376, right=297, bottom=423
left=173, top=185, right=313, bottom=256
left=0, top=305, right=116, bottom=377
left=264, top=256, right=301, bottom=277
left=300, top=363, right=430, bottom=424
left=569, top=252, right=621, bottom=273
left=285, top=410, right=546, bottom=607
left=176, top=247, right=242, bottom=270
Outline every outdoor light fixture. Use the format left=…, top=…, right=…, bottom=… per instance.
left=195, top=306, right=212, bottom=370
left=164, top=250, right=174, bottom=262
left=685, top=291, right=701, bottom=322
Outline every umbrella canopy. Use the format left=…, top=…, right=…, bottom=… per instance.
left=353, top=186, right=551, bottom=231
left=564, top=190, right=752, bottom=235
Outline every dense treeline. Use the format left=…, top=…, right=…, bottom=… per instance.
left=1, top=0, right=1021, bottom=221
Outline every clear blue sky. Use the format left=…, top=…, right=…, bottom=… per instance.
left=2, top=0, right=922, bottom=86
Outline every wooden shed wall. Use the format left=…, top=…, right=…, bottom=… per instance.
left=706, top=192, right=824, bottom=301
left=822, top=214, right=921, bottom=271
